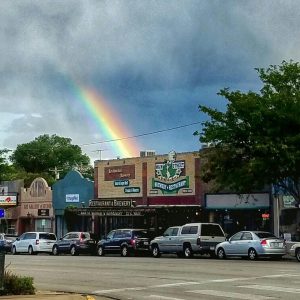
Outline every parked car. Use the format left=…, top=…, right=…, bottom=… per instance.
left=97, top=229, right=150, bottom=257
left=12, top=232, right=57, bottom=255
left=289, top=242, right=300, bottom=262
left=0, top=233, right=18, bottom=253
left=215, top=231, right=286, bottom=260
left=150, top=223, right=226, bottom=258
left=52, top=232, right=97, bottom=256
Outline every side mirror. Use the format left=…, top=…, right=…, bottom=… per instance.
left=16, top=237, right=20, bottom=241
left=59, top=237, right=62, bottom=240
left=163, top=233, right=169, bottom=237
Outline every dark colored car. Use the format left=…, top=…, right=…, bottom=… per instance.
left=0, top=233, right=18, bottom=253
left=97, top=229, right=150, bottom=257
left=52, top=232, right=97, bottom=256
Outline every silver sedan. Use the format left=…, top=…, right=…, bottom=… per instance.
left=215, top=231, right=286, bottom=260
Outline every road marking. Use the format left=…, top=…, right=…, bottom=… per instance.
left=92, top=274, right=300, bottom=295
left=239, top=285, right=300, bottom=293
left=152, top=282, right=200, bottom=288
left=147, top=295, right=185, bottom=300
left=187, top=289, right=275, bottom=299
left=211, top=273, right=300, bottom=282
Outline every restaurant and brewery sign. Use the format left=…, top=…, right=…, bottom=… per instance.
left=152, top=151, right=189, bottom=194
left=89, top=199, right=134, bottom=208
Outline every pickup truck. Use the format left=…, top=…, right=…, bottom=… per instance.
left=150, top=223, right=226, bottom=258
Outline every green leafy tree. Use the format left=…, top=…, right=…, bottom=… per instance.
left=195, top=61, right=300, bottom=204
left=0, top=149, right=13, bottom=182
left=10, top=134, right=92, bottom=182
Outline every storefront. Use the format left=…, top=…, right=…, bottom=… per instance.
left=78, top=151, right=206, bottom=237
left=205, top=193, right=271, bottom=236
left=17, top=178, right=54, bottom=235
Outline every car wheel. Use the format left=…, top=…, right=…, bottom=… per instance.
left=248, top=248, right=257, bottom=260
left=70, top=246, right=78, bottom=256
left=28, top=246, right=35, bottom=255
left=217, top=248, right=226, bottom=259
left=183, top=244, right=193, bottom=258
left=121, top=245, right=129, bottom=257
left=12, top=246, right=17, bottom=255
left=97, top=246, right=105, bottom=256
left=152, top=244, right=161, bottom=258
left=295, top=248, right=300, bottom=262
left=52, top=245, right=59, bottom=255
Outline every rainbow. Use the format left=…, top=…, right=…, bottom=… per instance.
left=71, top=83, right=140, bottom=158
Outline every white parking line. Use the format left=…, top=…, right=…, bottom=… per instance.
left=239, top=285, right=300, bottom=293
left=187, top=289, right=275, bottom=299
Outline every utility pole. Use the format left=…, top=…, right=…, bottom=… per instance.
left=93, top=149, right=106, bottom=160
left=49, top=166, right=63, bottom=180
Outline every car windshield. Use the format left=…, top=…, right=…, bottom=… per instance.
left=255, top=232, right=277, bottom=239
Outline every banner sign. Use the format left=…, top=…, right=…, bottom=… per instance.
left=38, top=209, right=49, bottom=216
left=78, top=207, right=155, bottom=217
left=105, top=165, right=135, bottom=181
left=114, top=180, right=129, bottom=187
left=0, top=195, right=17, bottom=206
left=124, top=187, right=140, bottom=194
left=66, top=194, right=79, bottom=203
left=89, top=199, right=133, bottom=208
left=152, top=177, right=189, bottom=194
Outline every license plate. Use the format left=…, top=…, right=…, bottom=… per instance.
left=272, top=242, right=279, bottom=247
left=144, top=242, right=149, bottom=246
left=210, top=246, right=215, bottom=250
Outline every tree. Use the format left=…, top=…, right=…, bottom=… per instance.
left=10, top=134, right=92, bottom=182
left=0, top=149, right=13, bottom=182
left=195, top=61, right=300, bottom=204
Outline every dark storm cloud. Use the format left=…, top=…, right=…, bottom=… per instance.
left=0, top=0, right=300, bottom=159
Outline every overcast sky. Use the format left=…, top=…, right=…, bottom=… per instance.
left=1, top=0, right=299, bottom=163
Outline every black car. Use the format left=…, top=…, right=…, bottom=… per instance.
left=0, top=233, right=18, bottom=253
left=97, top=229, right=150, bottom=257
left=52, top=232, right=97, bottom=256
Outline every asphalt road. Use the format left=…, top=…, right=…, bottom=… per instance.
left=5, top=253, right=300, bottom=300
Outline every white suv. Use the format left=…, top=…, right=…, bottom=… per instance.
left=12, top=232, right=57, bottom=255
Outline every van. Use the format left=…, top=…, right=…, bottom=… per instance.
left=12, top=232, right=57, bottom=255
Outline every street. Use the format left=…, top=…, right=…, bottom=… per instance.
left=5, top=254, right=300, bottom=299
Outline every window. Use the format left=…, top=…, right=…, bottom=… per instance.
left=201, top=224, right=224, bottom=237
left=241, top=232, right=252, bottom=240
left=181, top=226, right=198, bottom=234
left=255, top=232, right=276, bottom=239
left=230, top=232, right=243, bottom=241
left=24, top=233, right=36, bottom=240
left=107, top=231, right=115, bottom=239
left=133, top=230, right=148, bottom=238
left=39, top=233, right=56, bottom=240
left=114, top=230, right=124, bottom=239
left=171, top=228, right=179, bottom=236
left=163, top=228, right=173, bottom=237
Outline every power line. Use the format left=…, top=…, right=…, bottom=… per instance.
left=80, top=121, right=201, bottom=147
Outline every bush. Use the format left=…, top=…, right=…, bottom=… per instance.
left=0, top=267, right=35, bottom=295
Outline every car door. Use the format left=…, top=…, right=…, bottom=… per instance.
left=58, top=233, right=72, bottom=252
left=159, top=227, right=174, bottom=252
left=238, top=232, right=254, bottom=255
left=103, top=230, right=116, bottom=251
left=15, top=233, right=25, bottom=252
left=169, top=227, right=181, bottom=252
left=225, top=232, right=244, bottom=255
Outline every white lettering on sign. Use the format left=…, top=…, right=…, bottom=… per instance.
left=66, top=194, right=80, bottom=203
